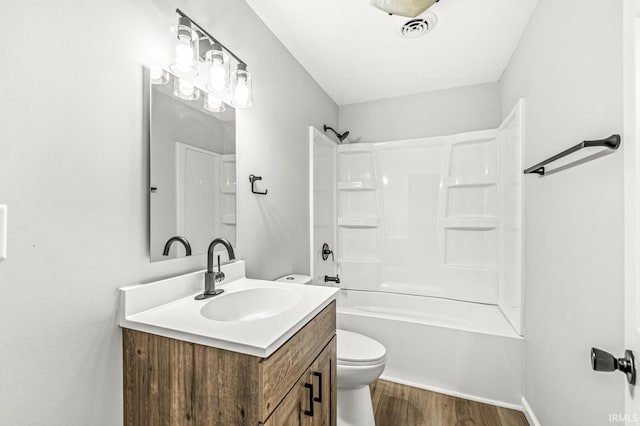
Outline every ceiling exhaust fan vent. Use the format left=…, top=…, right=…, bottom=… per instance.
left=398, top=13, right=437, bottom=38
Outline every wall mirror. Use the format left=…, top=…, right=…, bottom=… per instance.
left=149, top=68, right=236, bottom=262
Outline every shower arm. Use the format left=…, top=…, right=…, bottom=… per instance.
left=322, top=125, right=349, bottom=142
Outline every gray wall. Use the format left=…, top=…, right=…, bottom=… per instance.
left=0, top=0, right=337, bottom=424
left=338, top=82, right=501, bottom=142
left=500, top=0, right=624, bottom=423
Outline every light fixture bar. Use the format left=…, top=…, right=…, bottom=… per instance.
left=175, top=8, right=246, bottom=66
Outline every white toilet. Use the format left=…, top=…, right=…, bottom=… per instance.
left=336, top=329, right=386, bottom=426
left=276, top=275, right=387, bottom=426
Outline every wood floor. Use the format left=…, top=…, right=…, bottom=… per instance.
left=370, top=380, right=529, bottom=426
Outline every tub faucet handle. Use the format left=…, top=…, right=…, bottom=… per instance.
left=321, top=243, right=334, bottom=261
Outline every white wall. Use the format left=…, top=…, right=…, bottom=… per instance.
left=0, top=0, right=337, bottom=424
left=500, top=0, right=624, bottom=424
left=338, top=82, right=501, bottom=142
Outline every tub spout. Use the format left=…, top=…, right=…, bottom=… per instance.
left=325, top=275, right=340, bottom=284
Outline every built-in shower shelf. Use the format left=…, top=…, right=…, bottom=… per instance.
left=338, top=180, right=377, bottom=191
left=443, top=217, right=498, bottom=230
left=338, top=148, right=373, bottom=155
left=222, top=215, right=236, bottom=225
left=444, top=264, right=497, bottom=272
left=221, top=187, right=236, bottom=194
left=338, top=258, right=380, bottom=264
left=221, top=155, right=236, bottom=163
left=444, top=175, right=498, bottom=188
left=338, top=217, right=380, bottom=228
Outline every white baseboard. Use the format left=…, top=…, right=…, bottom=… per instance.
left=379, top=374, right=523, bottom=411
left=521, top=396, right=541, bottom=426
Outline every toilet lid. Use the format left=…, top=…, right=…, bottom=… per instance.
left=337, top=329, right=386, bottom=366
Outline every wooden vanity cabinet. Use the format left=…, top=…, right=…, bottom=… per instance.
left=310, top=339, right=337, bottom=425
left=123, top=301, right=336, bottom=425
left=264, top=336, right=336, bottom=426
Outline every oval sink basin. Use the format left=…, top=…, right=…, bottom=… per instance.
left=200, top=287, right=300, bottom=322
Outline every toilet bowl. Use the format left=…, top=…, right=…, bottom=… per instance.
left=275, top=275, right=386, bottom=425
left=337, top=329, right=386, bottom=426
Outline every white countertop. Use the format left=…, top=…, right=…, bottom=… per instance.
left=118, top=261, right=339, bottom=358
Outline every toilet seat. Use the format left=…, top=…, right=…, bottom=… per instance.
left=337, top=329, right=386, bottom=366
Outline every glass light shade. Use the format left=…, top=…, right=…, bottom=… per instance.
left=371, top=0, right=437, bottom=17
left=231, top=64, right=252, bottom=108
left=204, top=93, right=225, bottom=113
left=174, top=78, right=200, bottom=101
left=169, top=18, right=199, bottom=77
left=205, top=44, right=230, bottom=93
left=149, top=64, right=169, bottom=85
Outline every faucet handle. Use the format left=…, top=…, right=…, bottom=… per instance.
left=214, top=255, right=226, bottom=284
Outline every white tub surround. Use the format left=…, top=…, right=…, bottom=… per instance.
left=337, top=290, right=524, bottom=408
left=333, top=100, right=525, bottom=335
left=309, top=101, right=526, bottom=410
left=118, top=260, right=339, bottom=357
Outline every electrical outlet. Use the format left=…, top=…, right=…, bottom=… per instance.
left=0, top=205, right=6, bottom=261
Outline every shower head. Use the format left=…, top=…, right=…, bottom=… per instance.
left=323, top=125, right=350, bottom=143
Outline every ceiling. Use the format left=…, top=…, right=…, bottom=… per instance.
left=245, top=0, right=539, bottom=105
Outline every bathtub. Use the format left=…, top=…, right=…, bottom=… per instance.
left=336, top=290, right=524, bottom=409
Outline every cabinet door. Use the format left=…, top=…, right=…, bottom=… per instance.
left=263, top=374, right=313, bottom=426
left=308, top=337, right=337, bottom=426
left=263, top=336, right=337, bottom=426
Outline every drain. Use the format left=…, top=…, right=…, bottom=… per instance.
left=398, top=12, right=437, bottom=38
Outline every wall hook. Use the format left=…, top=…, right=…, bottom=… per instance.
left=249, top=174, right=268, bottom=195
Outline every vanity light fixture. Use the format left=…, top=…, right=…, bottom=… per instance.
left=204, top=93, right=225, bottom=113
left=206, top=43, right=230, bottom=93
left=174, top=77, right=200, bottom=100
left=231, top=63, right=252, bottom=108
left=169, top=16, right=199, bottom=77
left=149, top=64, right=169, bottom=85
left=170, top=9, right=253, bottom=108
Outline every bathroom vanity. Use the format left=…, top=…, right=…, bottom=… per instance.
left=119, top=261, right=338, bottom=425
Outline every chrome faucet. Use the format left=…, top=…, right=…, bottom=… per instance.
left=162, top=236, right=192, bottom=256
left=195, top=237, right=236, bottom=300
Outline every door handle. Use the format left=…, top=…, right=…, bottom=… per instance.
left=591, top=347, right=636, bottom=385
left=304, top=383, right=314, bottom=416
left=313, top=372, right=322, bottom=403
